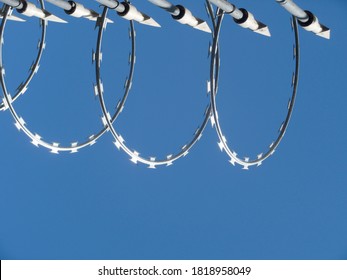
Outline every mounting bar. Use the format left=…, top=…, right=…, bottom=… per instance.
left=147, top=0, right=179, bottom=16
left=208, top=0, right=243, bottom=20
left=276, top=0, right=330, bottom=39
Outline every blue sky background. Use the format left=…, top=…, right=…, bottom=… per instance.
left=0, top=0, right=346, bottom=259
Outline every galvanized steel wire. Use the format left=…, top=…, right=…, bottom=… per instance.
left=0, top=0, right=305, bottom=169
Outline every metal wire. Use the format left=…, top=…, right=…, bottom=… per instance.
left=0, top=3, right=45, bottom=111
left=0, top=1, right=301, bottom=167
left=209, top=9, right=300, bottom=169
left=94, top=0, right=219, bottom=168
left=0, top=2, right=136, bottom=154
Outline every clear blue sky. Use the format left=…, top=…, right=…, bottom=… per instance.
left=0, top=0, right=346, bottom=259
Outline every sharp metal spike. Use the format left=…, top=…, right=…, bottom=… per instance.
left=229, top=158, right=236, bottom=166
left=208, top=42, right=212, bottom=57
left=114, top=141, right=121, bottom=150
left=102, top=19, right=108, bottom=30
left=6, top=93, right=12, bottom=103
left=130, top=156, right=138, bottom=164
left=93, top=84, right=99, bottom=96
left=50, top=143, right=60, bottom=154
left=18, top=117, right=26, bottom=126
left=1, top=98, right=9, bottom=111
left=34, top=65, right=40, bottom=74
left=89, top=138, right=97, bottom=146
left=215, top=110, right=219, bottom=121
left=218, top=141, right=224, bottom=151
left=70, top=142, right=79, bottom=153
left=31, top=139, right=40, bottom=147
left=21, top=86, right=28, bottom=95
left=148, top=163, right=156, bottom=169
left=118, top=135, right=125, bottom=144
left=92, top=50, right=96, bottom=63
left=35, top=133, right=42, bottom=139
left=207, top=80, right=211, bottom=94
left=194, top=19, right=212, bottom=33
left=106, top=112, right=111, bottom=120
left=14, top=121, right=22, bottom=131
left=210, top=115, right=216, bottom=127
left=101, top=116, right=107, bottom=126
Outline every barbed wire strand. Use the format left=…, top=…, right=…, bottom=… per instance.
left=0, top=2, right=45, bottom=111
left=209, top=9, right=300, bottom=169
left=0, top=1, right=136, bottom=154
left=94, top=1, right=219, bottom=168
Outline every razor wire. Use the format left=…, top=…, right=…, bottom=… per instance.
left=0, top=0, right=136, bottom=154
left=208, top=9, right=300, bottom=169
left=0, top=0, right=330, bottom=168
left=0, top=2, right=45, bottom=111
left=94, top=0, right=218, bottom=168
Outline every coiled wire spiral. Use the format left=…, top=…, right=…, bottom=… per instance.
left=0, top=0, right=136, bottom=154
left=94, top=1, right=219, bottom=168
left=209, top=8, right=300, bottom=169
left=0, top=2, right=45, bottom=111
